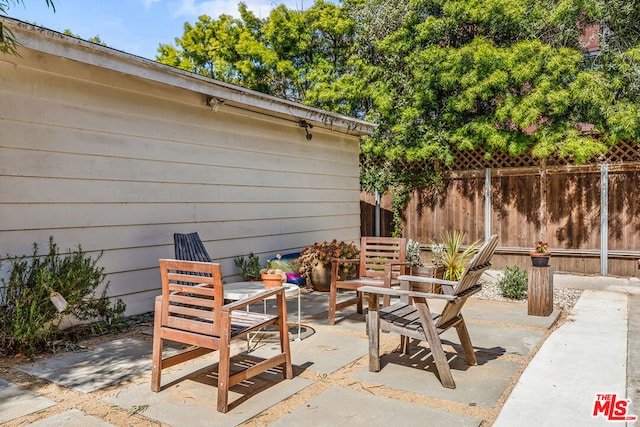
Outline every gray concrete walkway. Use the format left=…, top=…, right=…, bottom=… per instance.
left=494, top=274, right=640, bottom=427
left=0, top=273, right=637, bottom=426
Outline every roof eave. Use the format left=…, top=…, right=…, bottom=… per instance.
left=3, top=17, right=376, bottom=137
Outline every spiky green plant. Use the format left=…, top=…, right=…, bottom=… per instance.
left=437, top=231, right=481, bottom=280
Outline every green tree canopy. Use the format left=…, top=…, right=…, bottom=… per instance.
left=350, top=0, right=640, bottom=188
left=157, top=0, right=640, bottom=196
left=157, top=0, right=354, bottom=106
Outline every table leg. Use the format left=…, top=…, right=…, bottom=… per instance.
left=296, top=286, right=301, bottom=341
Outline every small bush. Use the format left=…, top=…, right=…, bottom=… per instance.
left=498, top=265, right=528, bottom=300
left=0, top=237, right=126, bottom=357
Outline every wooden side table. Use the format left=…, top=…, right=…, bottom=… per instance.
left=528, top=266, right=554, bottom=316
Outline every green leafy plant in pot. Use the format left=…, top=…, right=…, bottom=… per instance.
left=406, top=239, right=445, bottom=292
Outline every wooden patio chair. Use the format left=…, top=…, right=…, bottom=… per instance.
left=173, top=232, right=212, bottom=262
left=359, top=234, right=499, bottom=389
left=151, top=259, right=293, bottom=413
left=328, top=237, right=408, bottom=325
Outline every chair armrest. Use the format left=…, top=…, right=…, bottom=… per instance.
left=397, top=275, right=458, bottom=286
left=387, top=261, right=411, bottom=266
left=358, top=285, right=456, bottom=301
left=221, top=286, right=285, bottom=313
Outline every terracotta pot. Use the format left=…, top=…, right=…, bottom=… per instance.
left=530, top=251, right=551, bottom=267
left=310, top=263, right=331, bottom=292
left=261, top=273, right=284, bottom=288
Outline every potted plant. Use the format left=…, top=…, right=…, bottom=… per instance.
left=260, top=266, right=286, bottom=288
left=406, top=239, right=423, bottom=269
left=296, top=240, right=359, bottom=291
left=407, top=239, right=444, bottom=292
left=437, top=231, right=481, bottom=280
left=406, top=239, right=445, bottom=292
left=530, top=241, right=551, bottom=267
left=234, top=253, right=262, bottom=281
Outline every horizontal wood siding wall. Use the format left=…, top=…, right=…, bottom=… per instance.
left=0, top=49, right=361, bottom=314
left=363, top=165, right=640, bottom=277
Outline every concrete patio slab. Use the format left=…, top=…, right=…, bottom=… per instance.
left=27, top=409, right=115, bottom=426
left=247, top=326, right=369, bottom=374
left=464, top=298, right=562, bottom=329
left=269, top=385, right=483, bottom=427
left=3, top=273, right=632, bottom=426
left=440, top=321, right=546, bottom=357
left=103, top=355, right=313, bottom=427
left=352, top=349, right=520, bottom=408
left=308, top=308, right=368, bottom=332
left=17, top=337, right=159, bottom=393
left=0, top=377, right=57, bottom=424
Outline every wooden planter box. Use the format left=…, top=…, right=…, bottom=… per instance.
left=410, top=265, right=446, bottom=293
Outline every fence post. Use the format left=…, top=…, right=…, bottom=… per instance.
left=375, top=190, right=381, bottom=237
left=601, top=163, right=608, bottom=276
left=485, top=168, right=492, bottom=241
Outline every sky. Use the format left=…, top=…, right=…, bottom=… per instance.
left=6, top=0, right=315, bottom=60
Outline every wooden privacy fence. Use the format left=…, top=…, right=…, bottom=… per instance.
left=361, top=140, right=640, bottom=277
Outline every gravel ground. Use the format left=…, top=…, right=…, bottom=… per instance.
left=474, top=277, right=583, bottom=311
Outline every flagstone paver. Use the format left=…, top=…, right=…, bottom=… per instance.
left=0, top=377, right=57, bottom=424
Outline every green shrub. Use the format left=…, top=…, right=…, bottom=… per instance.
left=0, top=237, right=126, bottom=357
left=498, top=265, right=528, bottom=300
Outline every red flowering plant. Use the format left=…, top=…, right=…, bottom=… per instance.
left=296, top=239, right=359, bottom=279
left=533, top=241, right=550, bottom=254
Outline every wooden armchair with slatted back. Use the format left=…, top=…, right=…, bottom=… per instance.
left=328, top=237, right=408, bottom=325
left=151, top=259, right=293, bottom=413
left=359, top=235, right=499, bottom=389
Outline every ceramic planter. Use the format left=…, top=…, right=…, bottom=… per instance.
left=261, top=273, right=284, bottom=288
left=530, top=251, right=551, bottom=267
left=310, top=263, right=331, bottom=292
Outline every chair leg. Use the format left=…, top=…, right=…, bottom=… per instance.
left=414, top=298, right=456, bottom=389
left=328, top=281, right=337, bottom=325
left=400, top=336, right=411, bottom=354
left=356, top=290, right=363, bottom=314
left=151, top=298, right=163, bottom=392
left=367, top=293, right=381, bottom=372
left=277, top=293, right=293, bottom=379
left=454, top=315, right=477, bottom=366
left=217, top=318, right=232, bottom=413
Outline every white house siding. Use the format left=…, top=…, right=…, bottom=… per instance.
left=0, top=20, right=373, bottom=315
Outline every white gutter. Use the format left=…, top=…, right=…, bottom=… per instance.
left=2, top=17, right=376, bottom=137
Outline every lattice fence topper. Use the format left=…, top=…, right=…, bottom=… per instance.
left=360, top=139, right=639, bottom=172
